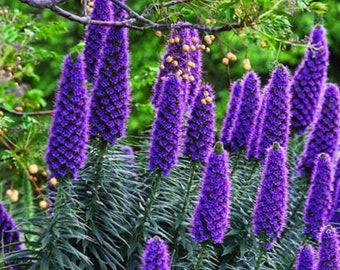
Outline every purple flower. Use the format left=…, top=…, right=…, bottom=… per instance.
left=0, top=203, right=22, bottom=254
left=89, top=0, right=131, bottom=144
left=183, top=84, right=216, bottom=164
left=220, top=81, right=243, bottom=149
left=229, top=71, right=261, bottom=153
left=46, top=54, right=89, bottom=179
left=149, top=74, right=184, bottom=176
left=252, top=142, right=289, bottom=248
left=141, top=237, right=171, bottom=270
left=295, top=244, right=316, bottom=270
left=83, top=0, right=113, bottom=84
left=191, top=142, right=232, bottom=243
left=304, top=153, right=333, bottom=239
left=298, top=84, right=340, bottom=175
left=316, top=225, right=340, bottom=270
left=291, top=25, right=329, bottom=135
left=330, top=157, right=340, bottom=227
left=257, top=65, right=291, bottom=160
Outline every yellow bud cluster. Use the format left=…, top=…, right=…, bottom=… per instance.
left=201, top=90, right=213, bottom=105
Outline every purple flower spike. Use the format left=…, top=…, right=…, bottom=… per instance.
left=183, top=84, right=216, bottom=164
left=46, top=54, right=89, bottom=180
left=0, top=203, right=23, bottom=254
left=141, top=237, right=171, bottom=270
left=220, top=81, right=243, bottom=149
left=83, top=0, right=113, bottom=85
left=295, top=244, right=316, bottom=270
left=298, top=84, right=340, bottom=175
left=191, top=142, right=232, bottom=243
left=291, top=25, right=329, bottom=135
left=89, top=1, right=131, bottom=145
left=317, top=225, right=340, bottom=270
left=229, top=71, right=261, bottom=153
left=149, top=74, right=184, bottom=176
left=304, top=153, right=333, bottom=239
left=330, top=158, right=340, bottom=227
left=252, top=142, right=289, bottom=248
left=257, top=65, right=291, bottom=160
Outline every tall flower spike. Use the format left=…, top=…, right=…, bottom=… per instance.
left=291, top=25, right=329, bottom=135
left=298, top=84, right=340, bottom=175
left=141, top=237, right=171, bottom=270
left=0, top=202, right=23, bottom=254
left=304, top=153, right=333, bottom=239
left=316, top=225, right=340, bottom=270
left=220, top=81, right=243, bottom=149
left=89, top=1, right=131, bottom=144
left=46, top=54, right=89, bottom=179
left=252, top=142, right=289, bottom=249
left=83, top=0, right=112, bottom=85
left=330, top=157, right=340, bottom=227
left=149, top=74, right=184, bottom=176
left=229, top=71, right=261, bottom=153
left=257, top=65, right=291, bottom=160
left=183, top=84, right=216, bottom=164
left=191, top=142, right=232, bottom=243
left=295, top=244, right=316, bottom=270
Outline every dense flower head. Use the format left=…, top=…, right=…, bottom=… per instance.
left=330, top=157, right=340, bottom=226
left=257, top=65, right=291, bottom=160
left=83, top=0, right=113, bottom=84
left=316, top=225, right=340, bottom=270
left=291, top=25, right=329, bottom=135
left=141, top=237, right=171, bottom=270
left=295, top=244, right=316, bottom=270
left=220, top=81, right=242, bottom=149
left=252, top=142, right=289, bottom=249
left=229, top=71, right=261, bottom=153
left=298, top=83, right=340, bottom=175
left=191, top=142, right=232, bottom=243
left=46, top=54, right=89, bottom=179
left=183, top=84, right=216, bottom=164
left=0, top=202, right=22, bottom=254
left=304, top=153, right=333, bottom=239
left=89, top=1, right=130, bottom=145
left=152, top=22, right=194, bottom=108
left=149, top=74, right=184, bottom=176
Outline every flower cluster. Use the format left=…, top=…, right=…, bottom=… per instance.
left=304, top=153, right=333, bottom=238
left=252, top=142, right=289, bottom=249
left=229, top=71, right=261, bottom=152
left=191, top=142, right=232, bottom=243
left=257, top=65, right=291, bottom=160
left=183, top=84, right=216, bottom=164
left=295, top=244, right=315, bottom=270
left=330, top=157, right=340, bottom=227
left=317, top=225, right=340, bottom=270
left=149, top=75, right=184, bottom=176
left=298, top=84, right=340, bottom=175
left=45, top=54, right=89, bottom=179
left=89, top=0, right=130, bottom=144
left=141, top=237, right=171, bottom=270
left=83, top=0, right=112, bottom=85
left=220, top=81, right=242, bottom=149
left=290, top=25, right=329, bottom=135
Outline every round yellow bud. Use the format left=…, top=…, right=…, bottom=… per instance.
left=211, top=19, right=216, bottom=25
left=166, top=56, right=173, bottom=63
left=168, top=38, right=175, bottom=44
left=28, top=164, right=39, bottom=174
left=205, top=48, right=210, bottom=53
left=205, top=19, right=211, bottom=24
left=182, top=44, right=190, bottom=51
left=260, top=41, right=267, bottom=48
left=160, top=64, right=165, bottom=70
left=10, top=194, right=19, bottom=203
left=243, top=58, right=252, bottom=71
left=6, top=189, right=13, bottom=197
left=203, top=91, right=209, bottom=97
left=206, top=96, right=213, bottom=103
left=16, top=56, right=21, bottom=62
left=39, top=200, right=48, bottom=209
left=226, top=52, right=237, bottom=62
left=222, top=57, right=229, bottom=65
left=174, top=37, right=180, bottom=43
left=182, top=74, right=189, bottom=80
left=172, top=60, right=178, bottom=67
left=201, top=99, right=207, bottom=105
left=155, top=30, right=162, bottom=37
left=50, top=177, right=58, bottom=187
left=204, top=35, right=212, bottom=45
left=189, top=75, right=195, bottom=82
left=190, top=45, right=196, bottom=51
left=161, top=76, right=166, bottom=81
left=176, top=70, right=183, bottom=76
left=187, top=61, right=196, bottom=68
left=191, top=37, right=198, bottom=43
left=210, top=35, right=215, bottom=41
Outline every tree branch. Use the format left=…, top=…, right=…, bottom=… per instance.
left=0, top=106, right=54, bottom=116
left=19, top=0, right=65, bottom=8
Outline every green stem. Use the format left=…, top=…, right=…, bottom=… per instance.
left=255, top=245, right=265, bottom=270
left=145, top=171, right=162, bottom=217
left=195, top=242, right=208, bottom=269
left=232, top=152, right=241, bottom=175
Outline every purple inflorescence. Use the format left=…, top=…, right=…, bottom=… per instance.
left=298, top=84, right=340, bottom=175
left=290, top=25, right=329, bottom=135
left=0, top=203, right=22, bottom=254
left=304, top=153, right=333, bottom=239
left=252, top=142, right=289, bottom=249
left=141, top=237, right=171, bottom=270
left=149, top=74, right=184, bottom=176
left=295, top=244, right=316, bottom=270
left=183, top=84, right=216, bottom=164
left=330, top=157, right=340, bottom=227
left=229, top=71, right=261, bottom=153
left=46, top=54, right=89, bottom=179
left=316, top=225, right=340, bottom=270
left=83, top=0, right=112, bottom=85
left=89, top=0, right=130, bottom=144
left=220, top=81, right=243, bottom=150
left=257, top=65, right=291, bottom=160
left=191, top=142, right=232, bottom=243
